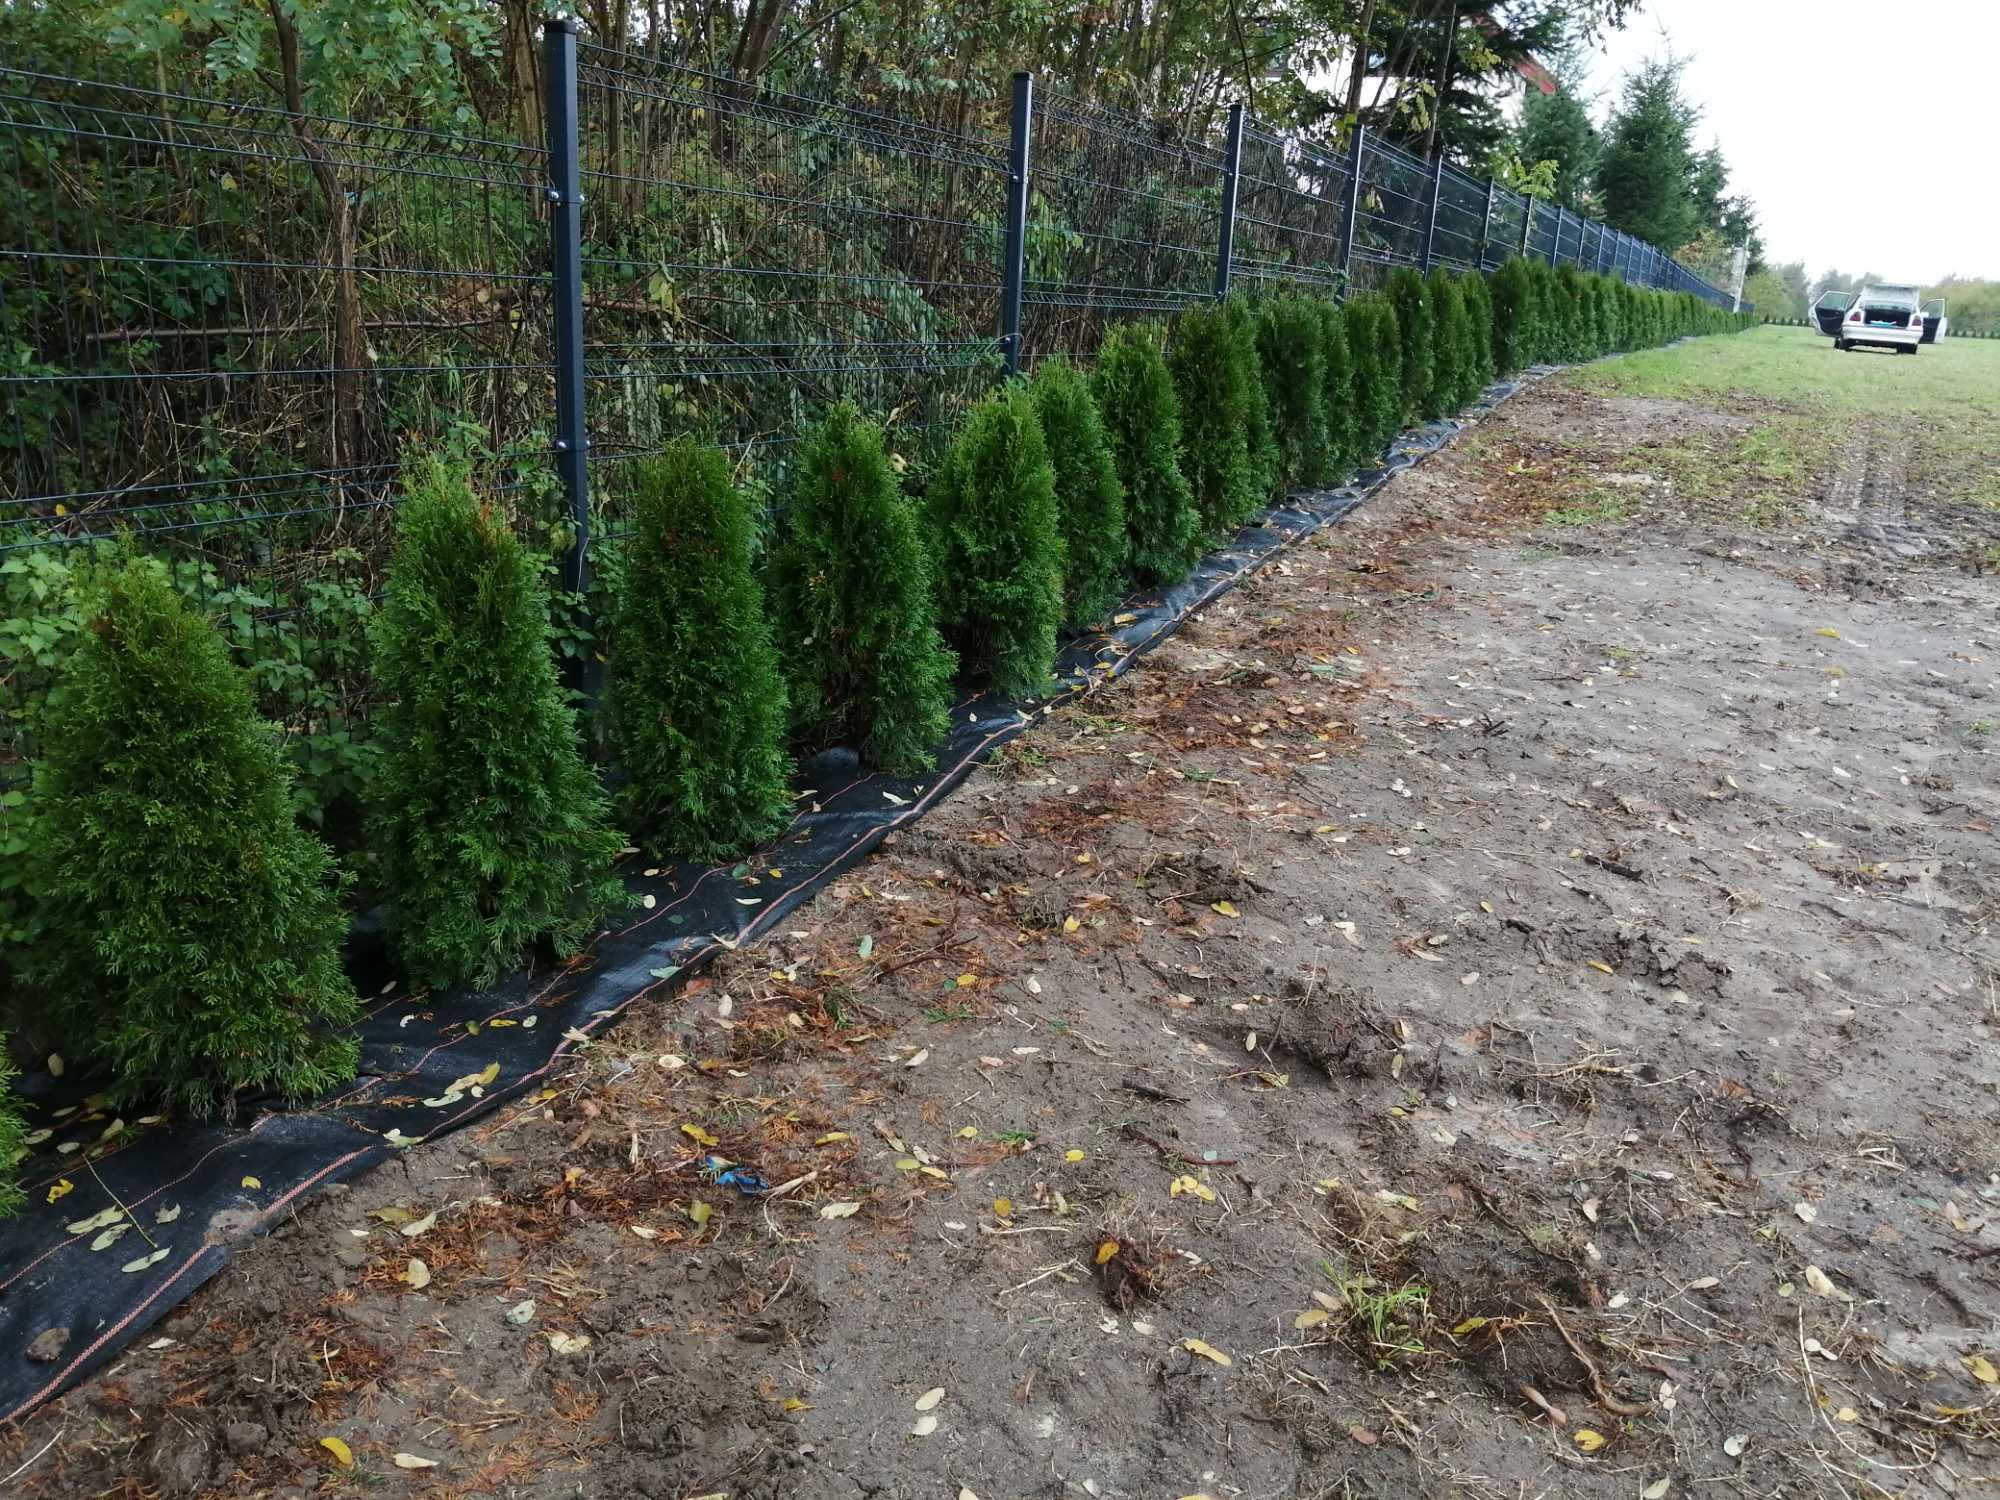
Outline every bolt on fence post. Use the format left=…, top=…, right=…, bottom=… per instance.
left=1478, top=178, right=1495, bottom=269
left=999, top=71, right=1034, bottom=378
left=1418, top=152, right=1443, bottom=272
left=542, top=18, right=590, bottom=606
left=1214, top=101, right=1244, bottom=299
left=1336, top=122, right=1365, bottom=293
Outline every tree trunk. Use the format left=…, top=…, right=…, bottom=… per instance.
left=1344, top=0, right=1377, bottom=119
left=265, top=0, right=365, bottom=490
left=1420, top=2, right=1457, bottom=159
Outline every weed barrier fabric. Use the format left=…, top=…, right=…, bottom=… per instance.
left=0, top=378, right=1528, bottom=1423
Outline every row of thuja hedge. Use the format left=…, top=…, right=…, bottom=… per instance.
left=0, top=261, right=1750, bottom=1195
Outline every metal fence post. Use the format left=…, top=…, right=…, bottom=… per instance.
left=1418, top=152, right=1443, bottom=271
left=1337, top=122, right=1365, bottom=290
left=1000, top=71, right=1034, bottom=377
left=1549, top=205, right=1563, bottom=266
left=1519, top=197, right=1533, bottom=258
left=1214, top=101, right=1244, bottom=298
left=1478, top=179, right=1495, bottom=269
left=542, top=18, right=590, bottom=604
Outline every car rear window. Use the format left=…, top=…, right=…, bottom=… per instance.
left=1861, top=286, right=1918, bottom=306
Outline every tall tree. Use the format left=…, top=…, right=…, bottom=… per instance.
left=1592, top=58, right=1701, bottom=251
left=1513, top=76, right=1600, bottom=210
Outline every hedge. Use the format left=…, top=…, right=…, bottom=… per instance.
left=1030, top=358, right=1128, bottom=626
left=1170, top=300, right=1269, bottom=533
left=1093, top=321, right=1201, bottom=585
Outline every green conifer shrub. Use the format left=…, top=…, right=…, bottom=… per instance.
left=1346, top=294, right=1406, bottom=462
left=25, top=558, right=359, bottom=1115
left=770, top=402, right=957, bottom=771
left=1314, top=298, right=1357, bottom=482
left=1228, top=299, right=1281, bottom=502
left=370, top=461, right=625, bottom=991
left=1460, top=271, right=1498, bottom=391
left=1491, top=258, right=1539, bottom=374
left=1597, top=276, right=1623, bottom=353
left=1384, top=266, right=1435, bottom=420
left=1424, top=269, right=1474, bottom=417
left=1029, top=358, right=1127, bottom=626
left=608, top=441, right=793, bottom=862
left=0, top=1050, right=25, bottom=1217
left=1169, top=300, right=1267, bottom=533
left=1255, top=293, right=1331, bottom=491
left=1092, top=321, right=1201, bottom=586
left=930, top=383, right=1066, bottom=699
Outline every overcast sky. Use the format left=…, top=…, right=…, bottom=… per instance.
left=1574, top=0, right=1999, bottom=282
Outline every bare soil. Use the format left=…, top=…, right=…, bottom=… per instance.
left=5, top=375, right=1997, bottom=1500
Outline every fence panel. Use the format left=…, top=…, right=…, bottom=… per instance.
left=1228, top=120, right=1351, bottom=297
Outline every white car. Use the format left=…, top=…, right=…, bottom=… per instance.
left=1834, top=283, right=1925, bottom=354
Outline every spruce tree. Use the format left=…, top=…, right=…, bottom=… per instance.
left=370, top=461, right=625, bottom=991
left=1384, top=267, right=1435, bottom=421
left=931, top=383, right=1066, bottom=699
left=1256, top=293, right=1330, bottom=491
left=1170, top=300, right=1265, bottom=534
left=1029, top=358, right=1128, bottom=627
left=608, top=441, right=793, bottom=862
left=1092, top=321, right=1201, bottom=586
left=26, top=559, right=359, bottom=1116
left=770, top=402, right=956, bottom=772
left=1315, top=299, right=1357, bottom=483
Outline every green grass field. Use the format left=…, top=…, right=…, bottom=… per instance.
left=1559, top=323, right=2000, bottom=514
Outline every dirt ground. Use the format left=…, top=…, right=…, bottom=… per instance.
left=5, top=357, right=1997, bottom=1500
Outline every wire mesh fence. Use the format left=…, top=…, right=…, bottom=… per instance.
left=0, top=33, right=1746, bottom=803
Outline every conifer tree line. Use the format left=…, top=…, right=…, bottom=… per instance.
left=0, top=262, right=1750, bottom=1195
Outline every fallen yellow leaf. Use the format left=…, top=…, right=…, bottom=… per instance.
left=1586, top=960, right=1615, bottom=975
left=1294, top=1308, right=1331, bottom=1330
left=680, top=1123, right=719, bottom=1148
left=1211, top=900, right=1240, bottom=918
left=1182, top=1337, right=1232, bottom=1367
left=47, top=1179, right=74, bottom=1205
left=319, top=1436, right=354, bottom=1466
left=241, top=1175, right=261, bottom=1189
left=1573, top=1428, right=1607, bottom=1453
left=1095, top=1240, right=1120, bottom=1265
left=1963, top=1354, right=1998, bottom=1385
left=814, top=1132, right=849, bottom=1146
left=992, top=1197, right=1014, bottom=1217
left=688, top=1200, right=712, bottom=1227
left=1064, top=1148, right=1087, bottom=1163
left=1062, top=915, right=1081, bottom=934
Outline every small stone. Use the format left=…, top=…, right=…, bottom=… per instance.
left=27, top=1327, right=70, bottom=1363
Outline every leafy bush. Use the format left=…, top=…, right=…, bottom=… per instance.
left=1345, top=294, right=1406, bottom=463
left=1255, top=293, right=1331, bottom=491
left=0, top=1048, right=24, bottom=1217
left=1490, top=258, right=1539, bottom=374
left=1425, top=269, right=1475, bottom=417
left=608, top=441, right=794, bottom=862
left=1029, top=359, right=1127, bottom=627
left=930, top=383, right=1065, bottom=699
left=1384, top=267, right=1435, bottom=420
left=1093, top=322, right=1201, bottom=586
left=770, top=402, right=956, bottom=772
left=1460, top=271, right=1497, bottom=392
left=1315, top=298, right=1357, bottom=482
left=24, top=558, right=359, bottom=1115
left=1170, top=300, right=1267, bottom=533
left=370, top=461, right=626, bottom=991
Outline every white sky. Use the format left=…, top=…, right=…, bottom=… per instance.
left=1574, top=0, right=2000, bottom=282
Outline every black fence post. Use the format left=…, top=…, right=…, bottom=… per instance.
left=1214, top=101, right=1244, bottom=299
left=542, top=18, right=590, bottom=605
left=1549, top=204, right=1563, bottom=266
left=1518, top=196, right=1533, bottom=258
left=1418, top=152, right=1443, bottom=272
left=1000, top=71, right=1034, bottom=377
left=1337, top=122, right=1365, bottom=291
left=1478, top=179, right=1495, bottom=270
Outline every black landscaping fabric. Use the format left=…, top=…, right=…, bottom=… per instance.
left=0, top=383, right=1523, bottom=1423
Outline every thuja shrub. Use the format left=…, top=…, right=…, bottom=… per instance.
left=1595, top=276, right=1623, bottom=353
left=1255, top=293, right=1330, bottom=491
left=1490, top=258, right=1539, bottom=374
left=771, top=402, right=956, bottom=772
left=930, top=382, right=1065, bottom=699
left=1346, top=294, right=1406, bottom=462
left=1314, top=298, right=1357, bottom=482
left=1527, top=261, right=1561, bottom=364
left=1460, top=271, right=1498, bottom=391
left=1424, top=269, right=1474, bottom=418
left=370, top=461, right=625, bottom=991
left=1169, top=300, right=1266, bottom=534
left=1228, top=299, right=1281, bottom=504
left=1384, top=266, right=1434, bottom=421
left=1029, top=358, right=1127, bottom=626
left=1554, top=267, right=1588, bottom=360
left=1092, top=321, right=1201, bottom=586
left=608, top=440, right=793, bottom=862
left=26, top=559, right=359, bottom=1115
left=0, top=1054, right=22, bottom=1216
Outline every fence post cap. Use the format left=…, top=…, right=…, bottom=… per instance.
left=544, top=15, right=580, bottom=35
